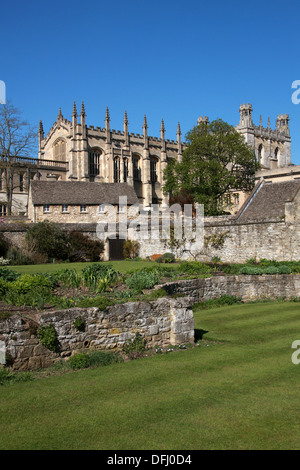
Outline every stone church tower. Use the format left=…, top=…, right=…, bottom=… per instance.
left=235, top=103, right=291, bottom=169
left=38, top=103, right=184, bottom=208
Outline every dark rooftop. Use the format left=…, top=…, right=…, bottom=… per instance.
left=236, top=179, right=300, bottom=222
left=30, top=181, right=139, bottom=206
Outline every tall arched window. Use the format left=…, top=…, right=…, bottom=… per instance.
left=257, top=144, right=263, bottom=163
left=133, top=155, right=141, bottom=181
left=53, top=139, right=66, bottom=161
left=88, top=148, right=101, bottom=178
left=114, top=158, right=120, bottom=182
left=275, top=147, right=279, bottom=160
left=150, top=157, right=158, bottom=183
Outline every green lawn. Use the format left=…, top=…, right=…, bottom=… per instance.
left=0, top=301, right=300, bottom=450
left=7, top=260, right=176, bottom=275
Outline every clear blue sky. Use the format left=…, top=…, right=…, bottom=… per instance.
left=1, top=0, right=300, bottom=163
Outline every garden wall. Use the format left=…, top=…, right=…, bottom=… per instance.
left=0, top=296, right=194, bottom=370
left=160, top=274, right=300, bottom=302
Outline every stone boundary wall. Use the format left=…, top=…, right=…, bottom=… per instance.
left=160, top=274, right=300, bottom=302
left=1, top=216, right=299, bottom=263
left=0, top=297, right=194, bottom=371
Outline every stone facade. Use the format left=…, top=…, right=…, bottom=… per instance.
left=0, top=297, right=194, bottom=370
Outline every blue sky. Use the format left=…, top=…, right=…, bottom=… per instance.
left=1, top=0, right=300, bottom=163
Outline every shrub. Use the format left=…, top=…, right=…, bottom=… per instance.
left=68, top=231, right=104, bottom=262
left=68, top=353, right=90, bottom=370
left=38, top=324, right=59, bottom=352
left=125, top=270, right=159, bottom=292
left=0, top=268, right=20, bottom=282
left=161, top=253, right=175, bottom=263
left=0, top=257, right=9, bottom=265
left=0, top=279, right=10, bottom=299
left=150, top=254, right=163, bottom=262
left=6, top=247, right=34, bottom=266
left=122, top=332, right=147, bottom=359
left=57, top=268, right=81, bottom=288
left=0, top=233, right=9, bottom=257
left=88, top=350, right=123, bottom=367
left=25, top=221, right=70, bottom=261
left=0, top=368, right=33, bottom=385
left=12, top=274, right=53, bottom=294
left=123, top=240, right=140, bottom=260
left=81, top=264, right=118, bottom=290
left=73, top=316, right=85, bottom=332
left=177, top=261, right=215, bottom=275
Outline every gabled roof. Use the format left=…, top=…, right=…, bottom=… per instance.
left=30, top=181, right=139, bottom=206
left=235, top=179, right=300, bottom=222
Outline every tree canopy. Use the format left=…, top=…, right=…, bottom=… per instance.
left=163, top=119, right=259, bottom=216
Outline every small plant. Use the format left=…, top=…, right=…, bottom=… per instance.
left=122, top=332, right=147, bottom=359
left=0, top=268, right=20, bottom=282
left=73, top=316, right=85, bottom=332
left=67, top=353, right=91, bottom=370
left=38, top=324, right=59, bottom=352
left=123, top=240, right=140, bottom=260
left=125, top=270, right=159, bottom=292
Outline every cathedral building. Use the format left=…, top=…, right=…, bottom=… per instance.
left=0, top=102, right=294, bottom=217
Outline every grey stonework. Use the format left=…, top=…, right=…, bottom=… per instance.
left=0, top=297, right=194, bottom=371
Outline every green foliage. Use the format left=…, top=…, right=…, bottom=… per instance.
left=195, top=295, right=243, bottom=310
left=163, top=119, right=258, bottom=216
left=122, top=332, right=147, bottom=359
left=67, top=353, right=91, bottom=370
left=0, top=368, right=33, bottom=385
left=0, top=267, right=20, bottom=282
left=0, top=234, right=9, bottom=258
left=57, top=268, right=81, bottom=288
left=161, top=253, right=176, bottom=263
left=38, top=324, right=59, bottom=352
left=177, top=261, right=215, bottom=275
left=125, top=270, right=159, bottom=292
left=123, top=240, right=140, bottom=260
left=0, top=278, right=10, bottom=299
left=68, top=231, right=104, bottom=262
left=81, top=264, right=118, bottom=290
left=6, top=247, right=34, bottom=266
left=73, top=316, right=85, bottom=332
left=74, top=295, right=114, bottom=310
left=11, top=274, right=53, bottom=294
left=67, top=350, right=123, bottom=370
left=25, top=221, right=70, bottom=261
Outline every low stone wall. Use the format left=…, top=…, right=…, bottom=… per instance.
left=160, top=274, right=300, bottom=302
left=0, top=297, right=194, bottom=371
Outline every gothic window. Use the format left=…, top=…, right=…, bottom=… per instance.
left=19, top=173, right=24, bottom=192
left=150, top=158, right=158, bottom=183
left=0, top=171, right=3, bottom=191
left=88, top=149, right=101, bottom=177
left=0, top=204, right=7, bottom=217
left=257, top=144, right=263, bottom=163
left=114, top=158, right=120, bottom=183
left=123, top=158, right=128, bottom=183
left=133, top=155, right=141, bottom=181
left=53, top=139, right=66, bottom=161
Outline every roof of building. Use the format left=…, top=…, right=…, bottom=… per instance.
left=30, top=181, right=139, bottom=205
left=235, top=179, right=300, bottom=222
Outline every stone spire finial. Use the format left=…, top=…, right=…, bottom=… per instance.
left=177, top=121, right=181, bottom=135
left=81, top=101, right=86, bottom=116
left=57, top=108, right=63, bottom=121
left=160, top=118, right=165, bottom=133
left=105, top=106, right=110, bottom=122
left=123, top=109, right=128, bottom=125
left=72, top=101, right=77, bottom=116
left=268, top=117, right=271, bottom=128
left=39, top=119, right=44, bottom=133
left=143, top=114, right=148, bottom=129
left=259, top=115, right=262, bottom=126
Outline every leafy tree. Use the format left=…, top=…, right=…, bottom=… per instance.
left=163, top=119, right=259, bottom=216
left=0, top=101, right=37, bottom=215
left=25, top=221, right=70, bottom=261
